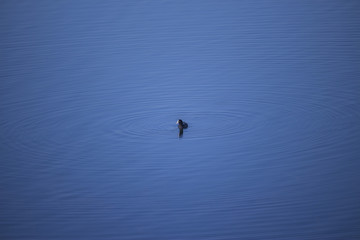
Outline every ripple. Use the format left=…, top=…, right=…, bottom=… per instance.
left=102, top=109, right=263, bottom=142
left=1, top=81, right=359, bottom=163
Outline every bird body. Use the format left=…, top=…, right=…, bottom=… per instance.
left=176, top=119, right=188, bottom=130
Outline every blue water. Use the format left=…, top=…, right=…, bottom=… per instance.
left=1, top=1, right=360, bottom=239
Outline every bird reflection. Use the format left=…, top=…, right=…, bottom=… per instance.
left=178, top=128, right=183, bottom=138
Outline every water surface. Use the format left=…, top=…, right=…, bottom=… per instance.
left=1, top=1, right=360, bottom=239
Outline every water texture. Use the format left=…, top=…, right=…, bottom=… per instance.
left=1, top=1, right=360, bottom=239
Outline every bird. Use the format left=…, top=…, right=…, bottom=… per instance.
left=176, top=119, right=188, bottom=130
left=176, top=119, right=188, bottom=138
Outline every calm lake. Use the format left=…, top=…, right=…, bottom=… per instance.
left=1, top=1, right=359, bottom=239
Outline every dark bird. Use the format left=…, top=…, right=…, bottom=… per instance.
left=176, top=119, right=188, bottom=138
left=176, top=119, right=188, bottom=129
